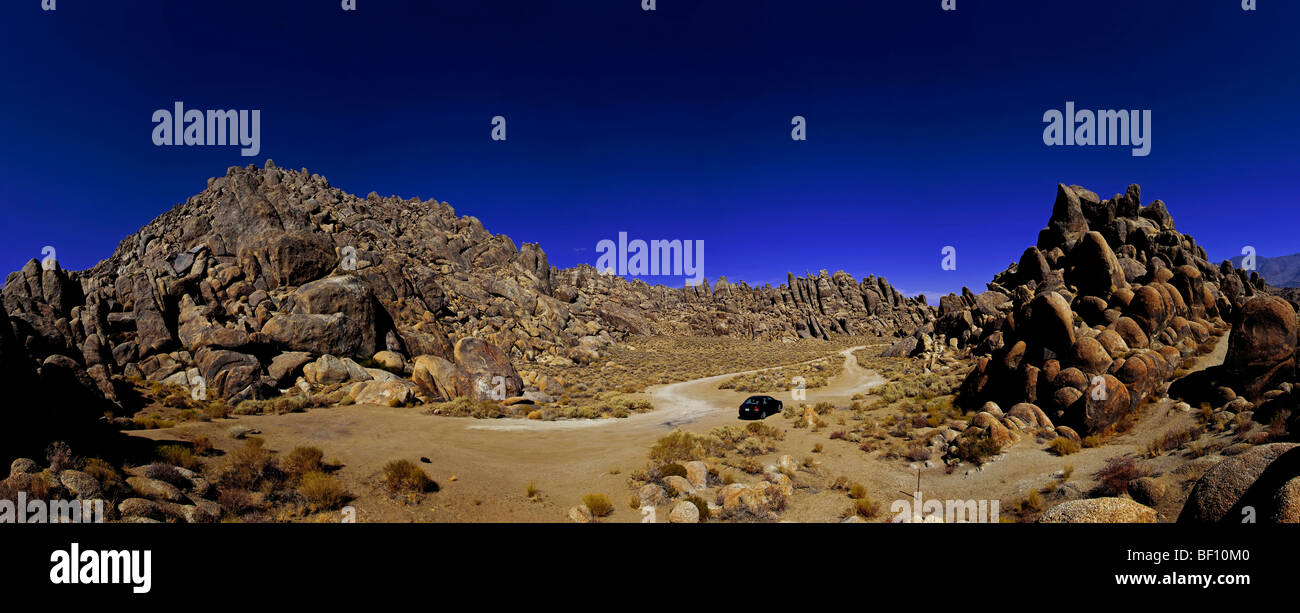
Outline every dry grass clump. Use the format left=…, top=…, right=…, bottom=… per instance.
left=282, top=446, right=325, bottom=479
left=156, top=444, right=200, bottom=470
left=423, top=397, right=506, bottom=418
left=1048, top=437, right=1081, bottom=456
left=132, top=414, right=176, bottom=429
left=1144, top=425, right=1202, bottom=458
left=1015, top=490, right=1044, bottom=515
left=234, top=394, right=310, bottom=416
left=848, top=497, right=880, bottom=518
left=219, top=438, right=278, bottom=490
left=298, top=471, right=347, bottom=511
left=848, top=482, right=869, bottom=500
left=80, top=457, right=122, bottom=487
left=382, top=459, right=435, bottom=493
left=1093, top=457, right=1147, bottom=497
left=582, top=493, right=613, bottom=517
left=649, top=429, right=727, bottom=463
left=952, top=432, right=1001, bottom=465
left=127, top=377, right=231, bottom=421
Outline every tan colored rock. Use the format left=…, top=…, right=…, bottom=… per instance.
left=1037, top=498, right=1158, bottom=523
left=372, top=350, right=406, bottom=372
left=568, top=505, right=594, bottom=523
left=663, top=476, right=695, bottom=497
left=683, top=461, right=709, bottom=490
left=126, top=476, right=184, bottom=502
left=669, top=500, right=700, bottom=523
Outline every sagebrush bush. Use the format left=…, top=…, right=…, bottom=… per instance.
left=298, top=471, right=347, bottom=511
left=382, top=459, right=433, bottom=493
left=954, top=433, right=1001, bottom=465
left=851, top=497, right=880, bottom=518
left=649, top=429, right=726, bottom=463
left=848, top=482, right=868, bottom=500
left=1048, top=437, right=1081, bottom=456
left=904, top=445, right=931, bottom=461
left=582, top=493, right=613, bottom=517
left=221, top=438, right=275, bottom=489
left=157, top=444, right=200, bottom=470
left=80, top=458, right=121, bottom=486
left=283, top=446, right=324, bottom=479
left=217, top=487, right=256, bottom=516
left=658, top=463, right=688, bottom=479
left=188, top=436, right=214, bottom=456
left=1094, top=457, right=1147, bottom=496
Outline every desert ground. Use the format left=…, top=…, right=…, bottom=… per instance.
left=125, top=329, right=1244, bottom=523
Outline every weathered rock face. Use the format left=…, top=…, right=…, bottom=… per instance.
left=290, top=275, right=378, bottom=357
left=0, top=162, right=935, bottom=408
left=1037, top=497, right=1158, bottom=523
left=302, top=354, right=371, bottom=386
left=412, top=355, right=473, bottom=401
left=453, top=337, right=524, bottom=400
left=258, top=313, right=362, bottom=358
left=194, top=348, right=267, bottom=402
left=949, top=183, right=1249, bottom=435
left=1223, top=296, right=1297, bottom=402
left=1179, top=443, right=1300, bottom=523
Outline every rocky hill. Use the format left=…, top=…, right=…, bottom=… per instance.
left=934, top=183, right=1296, bottom=438
left=0, top=162, right=933, bottom=427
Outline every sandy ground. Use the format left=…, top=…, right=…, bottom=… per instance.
left=130, top=346, right=882, bottom=522
left=130, top=336, right=1232, bottom=523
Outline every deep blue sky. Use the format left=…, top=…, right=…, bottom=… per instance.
left=2, top=0, right=1297, bottom=299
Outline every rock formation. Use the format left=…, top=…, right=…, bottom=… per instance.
left=944, top=183, right=1263, bottom=435
left=0, top=162, right=934, bottom=433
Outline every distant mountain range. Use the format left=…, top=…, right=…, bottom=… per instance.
left=1228, top=253, right=1300, bottom=288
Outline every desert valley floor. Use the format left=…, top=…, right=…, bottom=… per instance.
left=125, top=331, right=1238, bottom=523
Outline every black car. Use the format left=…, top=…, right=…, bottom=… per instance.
left=738, top=395, right=783, bottom=420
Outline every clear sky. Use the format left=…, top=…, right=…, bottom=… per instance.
left=2, top=0, right=1297, bottom=301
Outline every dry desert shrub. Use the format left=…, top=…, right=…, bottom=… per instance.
left=1093, top=457, right=1147, bottom=496
left=1048, top=437, right=1081, bottom=456
left=220, top=438, right=277, bottom=490
left=582, top=493, right=613, bottom=517
left=649, top=429, right=726, bottom=463
left=848, top=482, right=868, bottom=500
left=848, top=497, right=880, bottom=518
left=282, top=446, right=325, bottom=479
left=298, top=471, right=347, bottom=511
left=156, top=444, right=200, bottom=470
left=382, top=459, right=434, bottom=493
left=423, top=397, right=505, bottom=418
